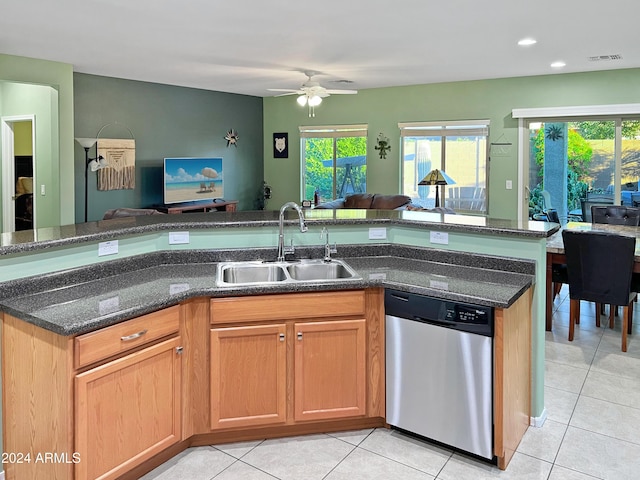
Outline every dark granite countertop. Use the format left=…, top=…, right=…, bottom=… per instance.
left=546, top=222, right=640, bottom=256
left=0, top=244, right=534, bottom=336
left=0, top=209, right=559, bottom=256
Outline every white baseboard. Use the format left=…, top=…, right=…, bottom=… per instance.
left=530, top=408, right=548, bottom=428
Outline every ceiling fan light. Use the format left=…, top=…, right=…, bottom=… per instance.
left=308, top=95, right=322, bottom=107
left=297, top=95, right=308, bottom=106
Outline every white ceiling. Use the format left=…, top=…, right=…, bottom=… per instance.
left=1, top=0, right=638, bottom=97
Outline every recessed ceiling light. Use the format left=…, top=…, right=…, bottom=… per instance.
left=518, top=38, right=537, bottom=46
left=551, top=61, right=566, bottom=68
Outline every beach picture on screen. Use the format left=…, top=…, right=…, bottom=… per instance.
left=164, top=157, right=224, bottom=204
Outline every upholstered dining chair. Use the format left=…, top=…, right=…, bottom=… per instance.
left=581, top=198, right=614, bottom=222
left=562, top=230, right=636, bottom=352
left=591, top=205, right=640, bottom=325
left=591, top=205, right=640, bottom=226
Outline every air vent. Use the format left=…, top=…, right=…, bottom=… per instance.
left=588, top=54, right=623, bottom=61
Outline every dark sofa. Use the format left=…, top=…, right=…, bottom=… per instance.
left=315, top=193, right=412, bottom=210
left=102, top=208, right=164, bottom=220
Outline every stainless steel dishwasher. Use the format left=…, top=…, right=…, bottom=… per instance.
left=385, top=289, right=495, bottom=460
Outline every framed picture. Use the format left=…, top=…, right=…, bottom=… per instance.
left=273, top=132, right=288, bottom=158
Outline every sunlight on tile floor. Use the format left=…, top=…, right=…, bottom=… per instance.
left=142, top=287, right=640, bottom=479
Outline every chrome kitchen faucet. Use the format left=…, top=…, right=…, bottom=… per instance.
left=277, top=202, right=308, bottom=262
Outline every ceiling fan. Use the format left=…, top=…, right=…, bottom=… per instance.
left=268, top=72, right=357, bottom=117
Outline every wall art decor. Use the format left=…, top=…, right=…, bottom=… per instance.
left=96, top=138, right=136, bottom=190
left=273, top=132, right=288, bottom=158
left=374, top=132, right=390, bottom=159
left=224, top=129, right=239, bottom=147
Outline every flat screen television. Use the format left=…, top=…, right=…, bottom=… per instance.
left=163, top=157, right=224, bottom=204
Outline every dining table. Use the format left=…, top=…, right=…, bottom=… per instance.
left=546, top=222, right=640, bottom=330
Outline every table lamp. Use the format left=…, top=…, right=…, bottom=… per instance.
left=418, top=169, right=455, bottom=208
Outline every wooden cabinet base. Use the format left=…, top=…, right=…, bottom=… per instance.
left=117, top=417, right=386, bottom=480
left=494, top=289, right=532, bottom=470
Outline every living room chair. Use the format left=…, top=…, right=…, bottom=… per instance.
left=532, top=190, right=559, bottom=223
left=563, top=230, right=636, bottom=352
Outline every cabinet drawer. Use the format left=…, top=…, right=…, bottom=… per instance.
left=211, top=290, right=365, bottom=324
left=75, top=305, right=180, bottom=368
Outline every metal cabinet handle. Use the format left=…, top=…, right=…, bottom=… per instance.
left=176, top=346, right=184, bottom=355
left=279, top=333, right=285, bottom=342
left=120, top=329, right=148, bottom=342
left=297, top=332, right=303, bottom=341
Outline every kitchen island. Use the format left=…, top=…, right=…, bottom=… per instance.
left=0, top=209, right=556, bottom=479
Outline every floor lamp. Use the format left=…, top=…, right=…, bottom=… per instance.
left=75, top=138, right=108, bottom=222
left=418, top=169, right=455, bottom=208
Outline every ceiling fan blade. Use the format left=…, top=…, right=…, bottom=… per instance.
left=267, top=88, right=302, bottom=93
left=324, top=89, right=358, bottom=95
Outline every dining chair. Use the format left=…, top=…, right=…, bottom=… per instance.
left=591, top=205, right=640, bottom=324
left=562, top=230, right=636, bottom=352
left=581, top=198, right=615, bottom=222
left=591, top=205, right=640, bottom=226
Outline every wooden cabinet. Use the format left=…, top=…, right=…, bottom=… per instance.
left=2, top=307, right=183, bottom=480
left=75, top=336, right=182, bottom=480
left=210, top=324, right=286, bottom=429
left=74, top=306, right=180, bottom=369
left=494, top=289, right=533, bottom=470
left=210, top=291, right=375, bottom=431
left=294, top=320, right=366, bottom=421
left=1, top=289, right=386, bottom=479
left=2, top=314, right=75, bottom=480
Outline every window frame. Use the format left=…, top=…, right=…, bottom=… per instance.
left=299, top=124, right=368, bottom=201
left=513, top=103, right=640, bottom=222
left=398, top=120, right=490, bottom=213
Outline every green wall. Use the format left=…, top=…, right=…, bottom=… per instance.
left=73, top=74, right=264, bottom=222
left=0, top=83, right=59, bottom=229
left=263, top=68, right=640, bottom=219
left=0, top=54, right=74, bottom=225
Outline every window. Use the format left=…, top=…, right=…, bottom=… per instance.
left=300, top=125, right=368, bottom=203
left=527, top=118, right=640, bottom=222
left=400, top=121, right=489, bottom=213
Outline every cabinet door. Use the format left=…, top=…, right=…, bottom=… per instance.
left=75, top=336, right=182, bottom=480
left=295, top=319, right=366, bottom=422
left=211, top=324, right=287, bottom=429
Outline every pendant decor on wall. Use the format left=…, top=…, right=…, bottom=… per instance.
left=489, top=133, right=513, bottom=157
left=95, top=122, right=136, bottom=191
left=225, top=129, right=239, bottom=147
left=96, top=138, right=136, bottom=190
left=374, top=133, right=390, bottom=159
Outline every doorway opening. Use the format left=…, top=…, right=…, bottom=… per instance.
left=1, top=115, right=36, bottom=232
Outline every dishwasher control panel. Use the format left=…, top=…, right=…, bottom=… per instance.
left=446, top=304, right=490, bottom=324
left=385, top=289, right=494, bottom=337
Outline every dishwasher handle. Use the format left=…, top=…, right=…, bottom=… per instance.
left=389, top=293, right=409, bottom=302
left=413, top=315, right=457, bottom=327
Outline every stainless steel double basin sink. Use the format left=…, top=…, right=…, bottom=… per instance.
left=216, top=259, right=361, bottom=286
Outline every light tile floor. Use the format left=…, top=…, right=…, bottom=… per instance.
left=142, top=287, right=640, bottom=480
